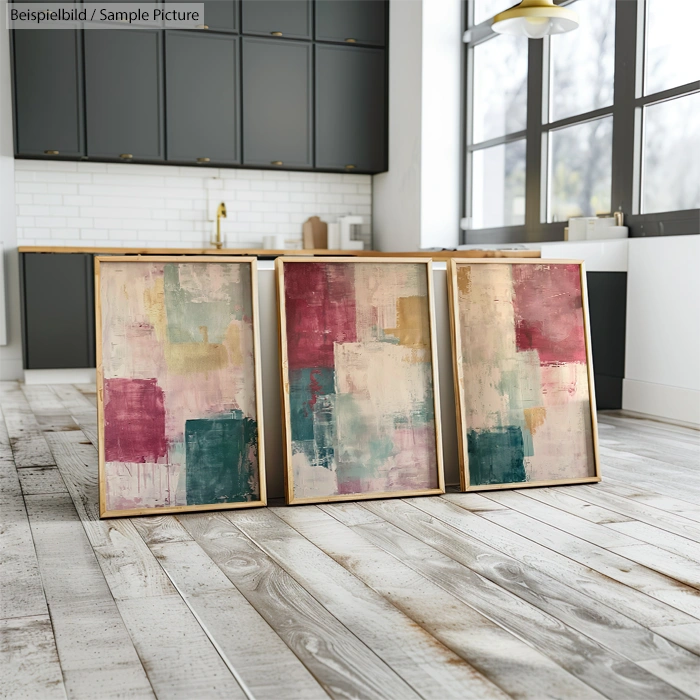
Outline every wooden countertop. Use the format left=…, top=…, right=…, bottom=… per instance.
left=18, top=246, right=540, bottom=258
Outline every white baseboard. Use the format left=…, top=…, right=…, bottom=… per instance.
left=622, top=378, right=700, bottom=428
left=24, top=368, right=96, bottom=385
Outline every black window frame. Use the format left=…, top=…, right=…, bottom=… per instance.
left=462, top=0, right=700, bottom=244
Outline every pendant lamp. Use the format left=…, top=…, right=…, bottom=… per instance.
left=492, top=0, right=579, bottom=38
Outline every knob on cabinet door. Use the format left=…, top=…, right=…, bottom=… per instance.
left=44, top=150, right=59, bottom=155
left=271, top=160, right=283, bottom=166
left=197, top=157, right=211, bottom=163
left=119, top=153, right=133, bottom=159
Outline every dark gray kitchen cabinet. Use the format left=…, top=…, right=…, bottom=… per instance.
left=21, top=254, right=95, bottom=370
left=12, top=29, right=84, bottom=158
left=315, top=44, right=386, bottom=173
left=242, top=38, right=312, bottom=168
left=165, top=32, right=240, bottom=165
left=202, top=0, right=238, bottom=32
left=84, top=29, right=164, bottom=161
left=241, top=0, right=311, bottom=39
left=315, top=0, right=387, bottom=47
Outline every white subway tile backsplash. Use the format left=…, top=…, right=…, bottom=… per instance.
left=15, top=161, right=373, bottom=248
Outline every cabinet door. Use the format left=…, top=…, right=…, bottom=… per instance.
left=203, top=0, right=239, bottom=32
left=315, top=0, right=387, bottom=47
left=12, top=29, right=84, bottom=157
left=84, top=29, right=164, bottom=161
left=165, top=32, right=240, bottom=165
left=242, top=38, right=312, bottom=168
left=21, top=254, right=95, bottom=370
left=241, top=0, right=311, bottom=39
left=315, top=45, right=386, bottom=173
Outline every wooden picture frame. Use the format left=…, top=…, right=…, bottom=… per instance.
left=96, top=256, right=266, bottom=518
left=447, top=258, right=601, bottom=492
left=277, top=257, right=445, bottom=505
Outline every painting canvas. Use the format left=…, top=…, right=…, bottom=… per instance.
left=278, top=258, right=444, bottom=504
left=96, top=257, right=265, bottom=517
left=448, top=259, right=600, bottom=491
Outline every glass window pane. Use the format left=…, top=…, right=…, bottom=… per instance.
left=473, top=35, right=528, bottom=143
left=642, top=92, right=700, bottom=213
left=550, top=0, right=615, bottom=122
left=548, top=117, right=613, bottom=222
left=471, top=140, right=526, bottom=229
left=645, top=0, right=700, bottom=95
left=474, top=0, right=514, bottom=26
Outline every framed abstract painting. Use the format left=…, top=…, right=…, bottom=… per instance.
left=447, top=259, right=600, bottom=491
left=96, top=256, right=266, bottom=518
left=277, top=258, right=444, bottom=505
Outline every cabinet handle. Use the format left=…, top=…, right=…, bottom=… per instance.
left=44, top=150, right=59, bottom=155
left=345, top=38, right=357, bottom=43
left=197, top=157, right=211, bottom=163
left=271, top=160, right=283, bottom=166
left=196, top=24, right=209, bottom=29
left=119, top=153, right=133, bottom=159
left=345, top=164, right=356, bottom=170
left=270, top=31, right=283, bottom=36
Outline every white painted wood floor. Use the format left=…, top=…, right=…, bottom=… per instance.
left=2, top=381, right=700, bottom=700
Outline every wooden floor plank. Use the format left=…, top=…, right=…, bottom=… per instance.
left=596, top=478, right=700, bottom=523
left=20, top=385, right=67, bottom=414
left=478, top=506, right=700, bottom=620
left=487, top=490, right=700, bottom=587
left=275, top=504, right=605, bottom=700
left=232, top=507, right=512, bottom=700
left=564, top=485, right=700, bottom=543
left=441, top=492, right=699, bottom=629
left=0, top=615, right=66, bottom=700
left=608, top=521, right=700, bottom=565
left=17, top=467, right=68, bottom=496
left=116, top=595, right=247, bottom=699
left=24, top=493, right=154, bottom=699
left=150, top=538, right=328, bottom=700
left=0, top=384, right=55, bottom=468
left=358, top=500, right=692, bottom=700
left=178, top=511, right=422, bottom=700
left=602, top=464, right=700, bottom=505
left=50, top=385, right=96, bottom=414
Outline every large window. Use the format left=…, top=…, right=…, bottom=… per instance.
left=463, top=0, right=700, bottom=241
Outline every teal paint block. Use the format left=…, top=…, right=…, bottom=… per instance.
left=289, top=368, right=335, bottom=443
left=467, top=426, right=527, bottom=486
left=185, top=413, right=258, bottom=505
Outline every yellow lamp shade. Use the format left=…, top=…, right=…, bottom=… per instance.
left=493, top=0, right=579, bottom=38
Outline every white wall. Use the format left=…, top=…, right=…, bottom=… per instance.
left=0, top=1, right=24, bottom=380
left=16, top=161, right=372, bottom=249
left=624, top=234, right=700, bottom=426
left=373, top=0, right=462, bottom=252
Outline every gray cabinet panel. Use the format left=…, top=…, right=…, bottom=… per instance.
left=12, top=29, right=84, bottom=157
left=241, top=0, right=311, bottom=39
left=84, top=29, right=164, bottom=161
left=242, top=38, right=312, bottom=168
left=165, top=32, right=240, bottom=164
left=315, top=44, right=386, bottom=173
left=315, top=0, right=387, bottom=47
left=21, top=254, right=95, bottom=370
left=203, top=0, right=238, bottom=32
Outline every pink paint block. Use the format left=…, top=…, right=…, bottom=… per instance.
left=104, top=378, right=167, bottom=463
left=512, top=264, right=587, bottom=366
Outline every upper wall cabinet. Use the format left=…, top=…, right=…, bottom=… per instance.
left=315, top=45, right=386, bottom=173
left=84, top=29, right=164, bottom=161
left=315, top=0, right=387, bottom=47
left=166, top=32, right=240, bottom=165
left=242, top=38, right=313, bottom=169
left=241, top=0, right=312, bottom=40
left=192, top=0, right=239, bottom=33
left=12, top=29, right=84, bottom=158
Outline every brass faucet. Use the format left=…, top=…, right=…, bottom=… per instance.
left=212, top=202, right=227, bottom=249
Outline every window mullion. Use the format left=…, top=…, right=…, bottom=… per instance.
left=525, top=38, right=546, bottom=240
left=611, top=0, right=642, bottom=216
